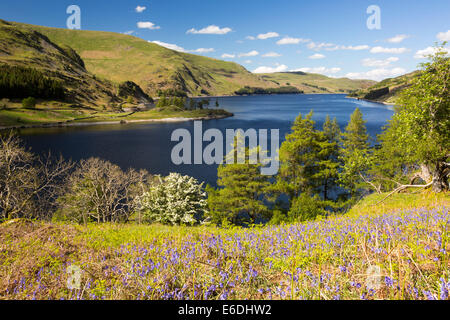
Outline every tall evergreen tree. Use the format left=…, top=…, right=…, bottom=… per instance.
left=339, top=108, right=371, bottom=197
left=207, top=141, right=271, bottom=226
left=277, top=111, right=322, bottom=203
left=317, top=116, right=341, bottom=201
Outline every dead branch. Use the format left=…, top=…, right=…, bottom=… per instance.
left=373, top=180, right=434, bottom=206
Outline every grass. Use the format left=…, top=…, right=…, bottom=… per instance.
left=349, top=71, right=420, bottom=104
left=260, top=72, right=376, bottom=94
left=0, top=19, right=272, bottom=97
left=0, top=19, right=376, bottom=98
left=0, top=103, right=233, bottom=128
left=0, top=192, right=448, bottom=300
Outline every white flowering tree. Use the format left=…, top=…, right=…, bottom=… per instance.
left=135, top=173, right=208, bottom=225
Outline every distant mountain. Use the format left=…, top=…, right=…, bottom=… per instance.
left=0, top=20, right=275, bottom=98
left=0, top=20, right=377, bottom=105
left=260, top=72, right=377, bottom=94
left=348, top=71, right=421, bottom=104
left=0, top=19, right=125, bottom=107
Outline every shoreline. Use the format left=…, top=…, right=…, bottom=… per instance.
left=0, top=114, right=233, bottom=131
left=347, top=96, right=396, bottom=106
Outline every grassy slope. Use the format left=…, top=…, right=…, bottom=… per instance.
left=0, top=19, right=120, bottom=107
left=349, top=71, right=421, bottom=104
left=348, top=190, right=449, bottom=216
left=2, top=21, right=272, bottom=97
left=1, top=20, right=377, bottom=98
left=1, top=192, right=448, bottom=300
left=0, top=103, right=232, bottom=128
left=261, top=72, right=377, bottom=94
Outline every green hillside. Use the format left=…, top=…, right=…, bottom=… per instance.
left=0, top=19, right=122, bottom=107
left=0, top=20, right=377, bottom=99
left=260, top=71, right=376, bottom=94
left=0, top=20, right=273, bottom=97
left=348, top=71, right=421, bottom=104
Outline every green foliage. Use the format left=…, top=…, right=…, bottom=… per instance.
left=319, top=116, right=342, bottom=200
left=135, top=173, right=207, bottom=226
left=277, top=111, right=341, bottom=202
left=56, top=158, right=141, bottom=224
left=22, top=97, right=36, bottom=109
left=277, top=111, right=319, bottom=200
left=235, top=86, right=303, bottom=95
left=370, top=44, right=450, bottom=192
left=339, top=108, right=371, bottom=197
left=156, top=89, right=188, bottom=98
left=0, top=65, right=65, bottom=100
left=207, top=143, right=272, bottom=226
left=288, top=193, right=326, bottom=222
left=156, top=96, right=186, bottom=109
left=126, top=96, right=134, bottom=104
left=269, top=209, right=289, bottom=225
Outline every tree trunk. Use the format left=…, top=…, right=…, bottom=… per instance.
left=420, top=163, right=448, bottom=193
left=431, top=163, right=448, bottom=193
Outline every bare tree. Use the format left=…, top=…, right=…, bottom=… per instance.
left=0, top=132, right=73, bottom=221
left=57, top=158, right=149, bottom=224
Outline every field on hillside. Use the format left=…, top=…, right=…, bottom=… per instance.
left=0, top=102, right=232, bottom=128
left=2, top=20, right=272, bottom=97
left=0, top=192, right=448, bottom=300
left=0, top=20, right=377, bottom=98
left=349, top=71, right=421, bottom=104
left=261, top=72, right=376, bottom=94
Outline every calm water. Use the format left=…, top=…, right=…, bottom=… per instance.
left=18, top=94, right=394, bottom=186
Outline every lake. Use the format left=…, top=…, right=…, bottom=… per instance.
left=18, top=94, right=394, bottom=186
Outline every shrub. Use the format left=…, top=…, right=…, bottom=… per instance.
left=288, top=193, right=325, bottom=222
left=0, top=133, right=73, bottom=221
left=56, top=158, right=145, bottom=224
left=135, top=173, right=208, bottom=226
left=22, top=97, right=36, bottom=109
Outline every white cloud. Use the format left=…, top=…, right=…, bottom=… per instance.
left=189, top=48, right=215, bottom=54
left=345, top=67, right=406, bottom=81
left=437, top=30, right=450, bottom=41
left=309, top=42, right=370, bottom=51
left=253, top=64, right=289, bottom=73
left=387, top=34, right=410, bottom=43
left=307, top=42, right=335, bottom=50
left=277, top=37, right=309, bottom=45
left=238, top=50, right=259, bottom=57
left=370, top=46, right=409, bottom=54
left=187, top=25, right=232, bottom=35
left=292, top=67, right=341, bottom=75
left=150, top=42, right=216, bottom=55
left=257, top=32, right=279, bottom=40
left=135, top=6, right=147, bottom=13
left=340, top=45, right=370, bottom=51
left=137, top=22, right=160, bottom=30
left=150, top=41, right=186, bottom=52
left=246, top=36, right=256, bottom=40
left=262, top=52, right=281, bottom=58
left=244, top=60, right=252, bottom=64
left=221, top=53, right=236, bottom=58
left=122, top=31, right=135, bottom=35
left=414, top=46, right=450, bottom=59
left=362, top=57, right=399, bottom=67
left=309, top=53, right=325, bottom=59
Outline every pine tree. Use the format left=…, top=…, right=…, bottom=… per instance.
left=317, top=116, right=341, bottom=201
left=277, top=111, right=322, bottom=203
left=207, top=141, right=271, bottom=226
left=339, top=108, right=370, bottom=197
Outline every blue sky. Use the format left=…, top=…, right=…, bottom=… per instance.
left=1, top=0, right=449, bottom=80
